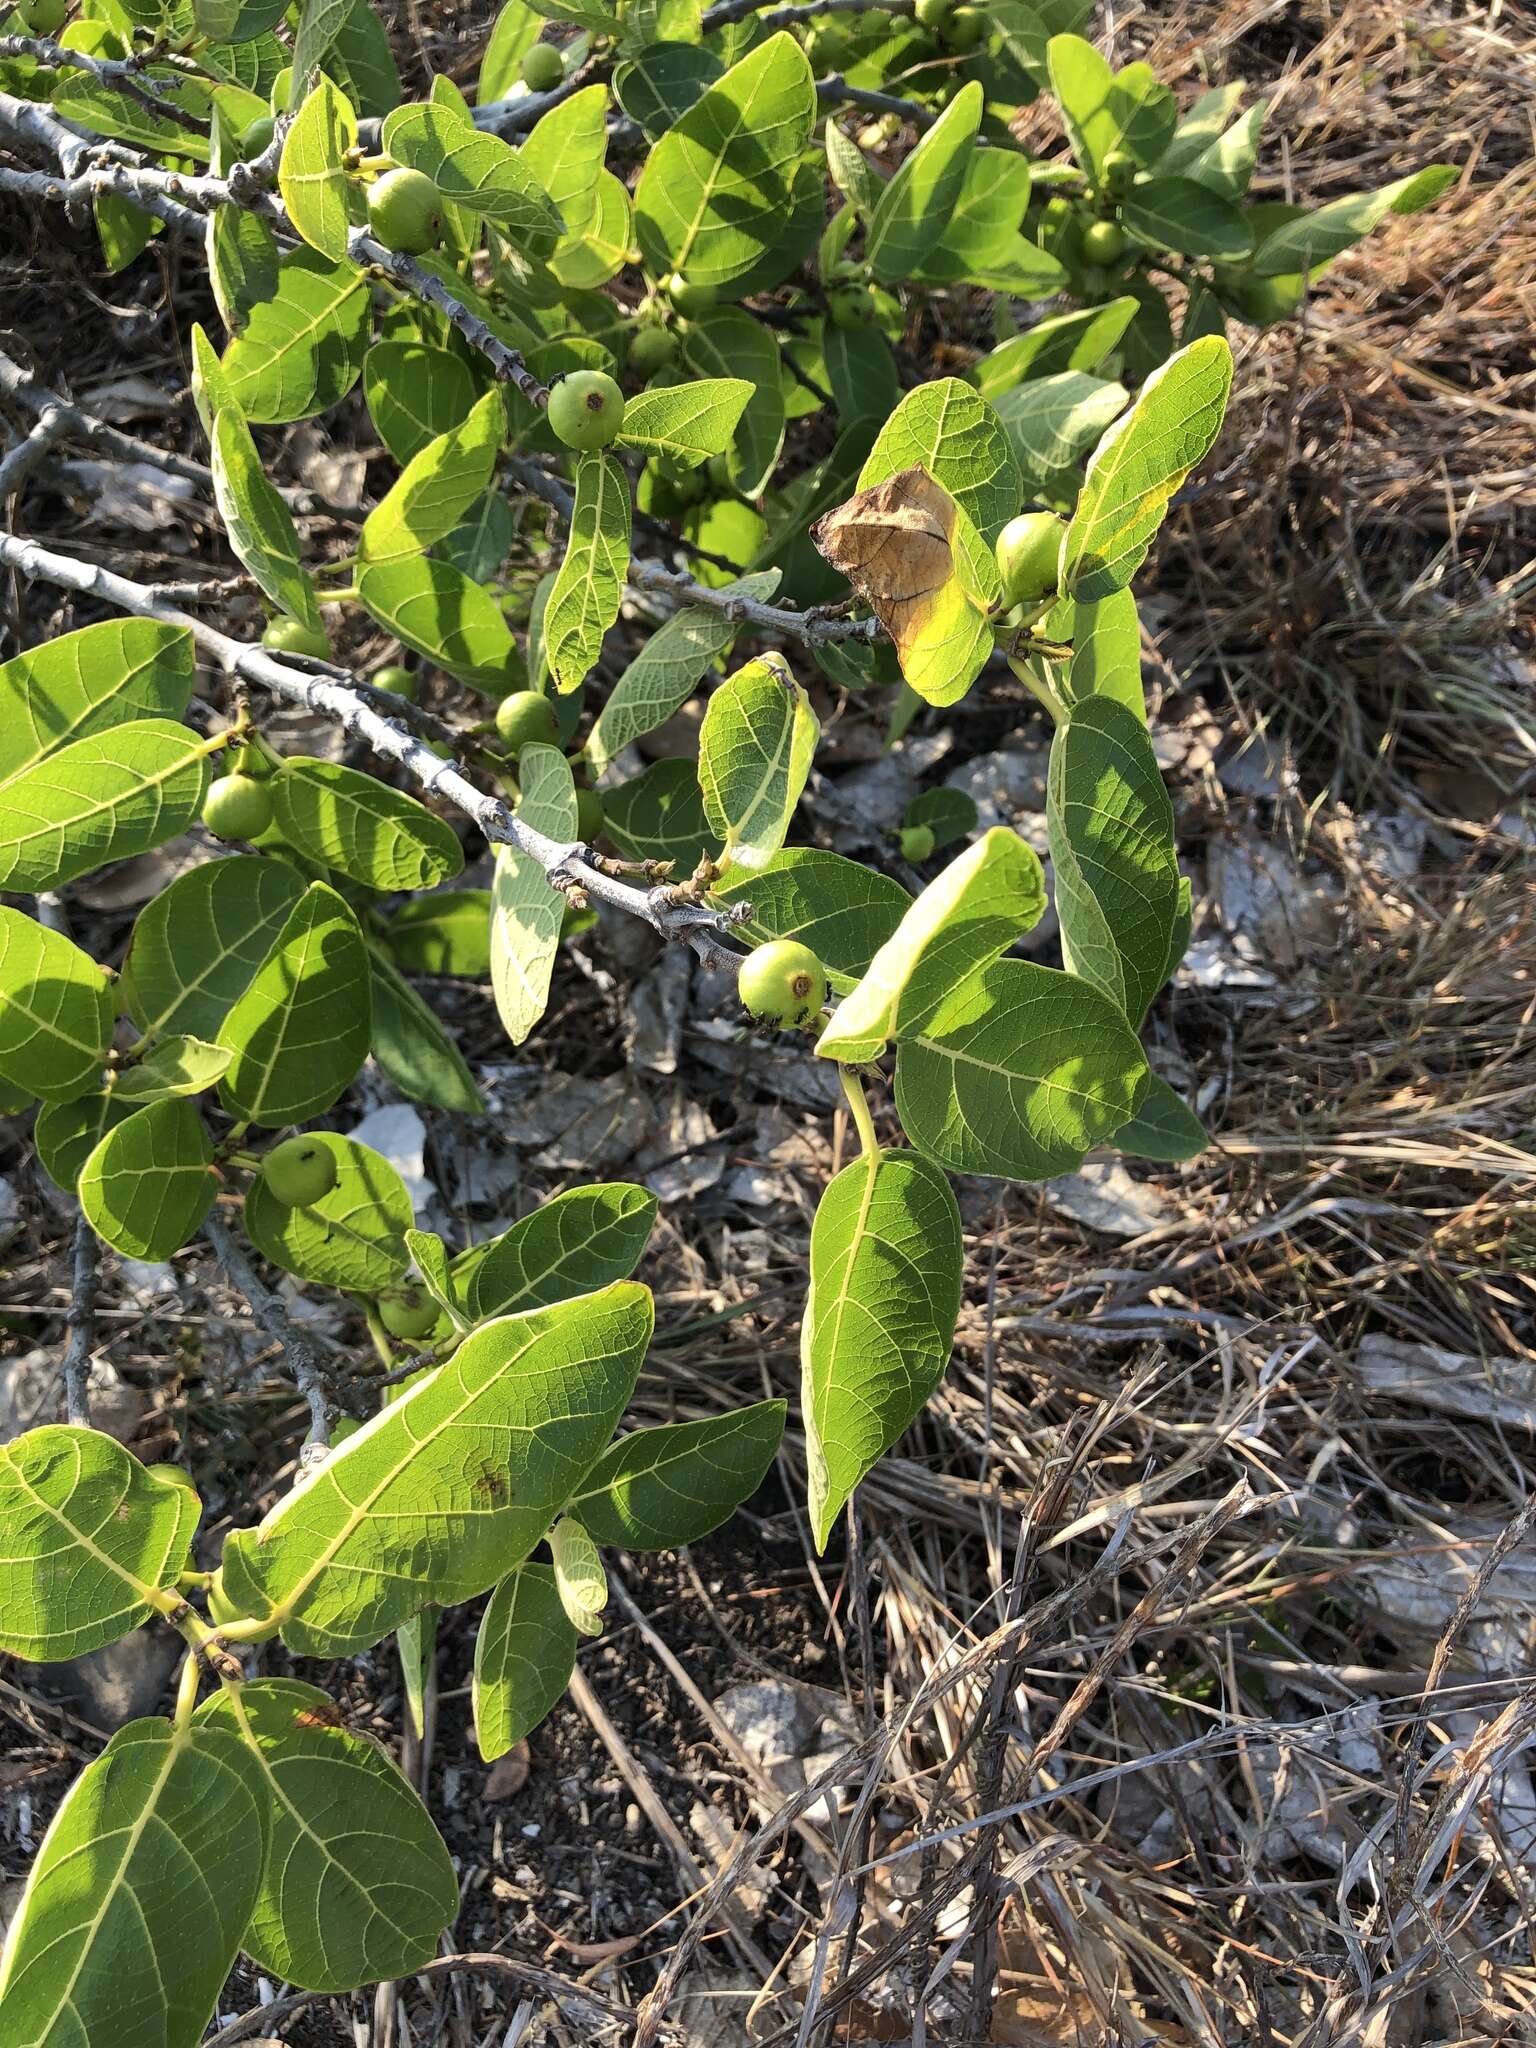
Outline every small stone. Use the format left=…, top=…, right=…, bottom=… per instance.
left=713, top=1680, right=820, bottom=1765
left=35, top=1626, right=181, bottom=1732
left=0, top=1348, right=148, bottom=1445
left=484, top=1740, right=531, bottom=1800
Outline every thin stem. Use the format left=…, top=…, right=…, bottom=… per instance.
left=59, top=1210, right=99, bottom=1428
left=202, top=1211, right=333, bottom=1453
left=839, top=1067, right=880, bottom=1160
left=171, top=1647, right=202, bottom=1731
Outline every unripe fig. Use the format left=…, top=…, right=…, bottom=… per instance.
left=1102, top=148, right=1137, bottom=197
left=260, top=1135, right=338, bottom=1208
left=378, top=1286, right=439, bottom=1341
left=367, top=167, right=444, bottom=255
left=19, top=0, right=68, bottom=31
left=914, top=0, right=952, bottom=26
left=995, top=510, right=1067, bottom=605
left=495, top=689, right=561, bottom=754
left=373, top=662, right=417, bottom=701
left=521, top=41, right=563, bottom=92
left=946, top=4, right=984, bottom=47
left=900, top=824, right=936, bottom=862
left=827, top=283, right=877, bottom=330
left=574, top=786, right=604, bottom=841
left=203, top=772, right=273, bottom=843
left=548, top=369, right=625, bottom=450
left=262, top=616, right=330, bottom=659
left=240, top=114, right=275, bottom=159
left=739, top=940, right=828, bottom=1029
left=664, top=273, right=718, bottom=317
left=1081, top=220, right=1127, bottom=264
left=628, top=322, right=678, bottom=377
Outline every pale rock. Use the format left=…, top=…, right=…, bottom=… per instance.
left=0, top=1347, right=147, bottom=1444
left=35, top=1626, right=181, bottom=1733
left=1041, top=1160, right=1172, bottom=1239
left=348, top=1103, right=434, bottom=1209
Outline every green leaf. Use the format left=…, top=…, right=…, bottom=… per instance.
left=397, top=1604, right=436, bottom=1739
left=437, top=489, right=514, bottom=583
left=546, top=451, right=631, bottom=694
left=634, top=31, right=817, bottom=287
left=825, top=119, right=882, bottom=216
left=361, top=390, right=505, bottom=565
left=112, top=1035, right=233, bottom=1103
left=219, top=1283, right=654, bottom=1655
left=858, top=378, right=1022, bottom=544
left=614, top=41, right=721, bottom=139
left=244, top=1132, right=413, bottom=1292
left=519, top=80, right=608, bottom=237
left=823, top=324, right=900, bottom=431
left=1121, top=175, right=1253, bottom=261
left=278, top=72, right=358, bottom=261
left=221, top=247, right=370, bottom=424
left=712, top=849, right=910, bottom=986
left=403, top=1227, right=460, bottom=1327
left=35, top=1094, right=131, bottom=1192
left=78, top=1098, right=217, bottom=1260
left=893, top=960, right=1149, bottom=1180
left=490, top=741, right=576, bottom=1047
left=1158, top=84, right=1246, bottom=173
left=385, top=889, right=493, bottom=976
left=1061, top=586, right=1145, bottom=720
left=585, top=576, right=776, bottom=777
left=216, top=882, right=372, bottom=1126
left=817, top=828, right=1046, bottom=1063
left=212, top=206, right=282, bottom=334
left=357, top=555, right=522, bottom=693
left=1047, top=37, right=1175, bottom=183
left=973, top=299, right=1139, bottom=400
left=802, top=1149, right=962, bottom=1549
left=270, top=758, right=465, bottom=891
left=0, top=1719, right=267, bottom=2048
left=570, top=1401, right=785, bottom=1550
left=1047, top=697, right=1179, bottom=1023
left=866, top=80, right=983, bottom=284
left=0, top=621, right=194, bottom=784
left=1113, top=1073, right=1207, bottom=1162
left=370, top=951, right=486, bottom=1113
left=211, top=408, right=323, bottom=628
left=1251, top=165, right=1457, bottom=276
left=993, top=371, right=1127, bottom=486
left=383, top=103, right=564, bottom=255
left=196, top=1677, right=458, bottom=1993
left=293, top=0, right=351, bottom=84
left=478, top=0, right=544, bottom=101
left=473, top=1563, right=577, bottom=1760
left=453, top=1183, right=657, bottom=1321
left=549, top=166, right=633, bottom=287
left=0, top=1427, right=199, bottom=1658
left=698, top=654, right=817, bottom=873
left=912, top=148, right=1062, bottom=296
left=678, top=312, right=784, bottom=492
left=617, top=379, right=754, bottom=465
left=1184, top=100, right=1267, bottom=200
left=1061, top=336, right=1233, bottom=602
left=602, top=758, right=712, bottom=869
left=326, top=0, right=402, bottom=118
left=0, top=908, right=115, bottom=1104
left=363, top=340, right=478, bottom=464
left=0, top=719, right=209, bottom=894
left=905, top=786, right=977, bottom=851
left=547, top=1516, right=606, bottom=1638
left=122, top=854, right=304, bottom=1041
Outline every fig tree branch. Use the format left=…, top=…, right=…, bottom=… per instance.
left=203, top=1211, right=334, bottom=1452
left=59, top=1210, right=99, bottom=1429
left=0, top=528, right=750, bottom=961
left=0, top=34, right=207, bottom=133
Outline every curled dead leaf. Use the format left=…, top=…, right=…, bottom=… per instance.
left=811, top=465, right=999, bottom=707
left=812, top=465, right=957, bottom=658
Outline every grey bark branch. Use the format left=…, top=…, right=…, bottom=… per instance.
left=0, top=528, right=749, bottom=958
left=203, top=1211, right=332, bottom=1452
left=0, top=34, right=206, bottom=132
left=59, top=1210, right=99, bottom=1429
left=0, top=402, right=67, bottom=504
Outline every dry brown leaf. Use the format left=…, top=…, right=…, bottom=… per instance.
left=812, top=465, right=958, bottom=664
left=483, top=1739, right=531, bottom=1800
